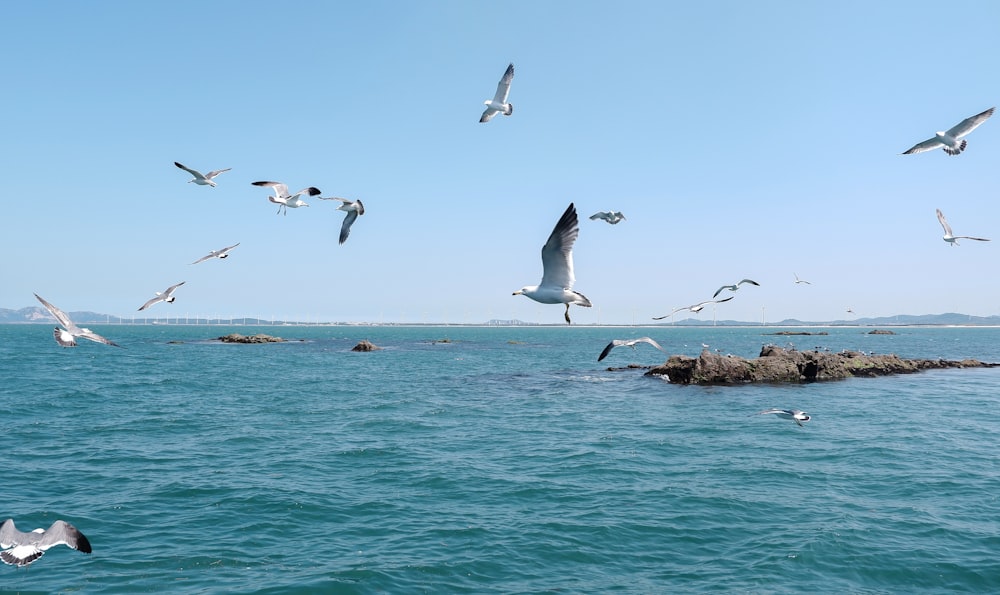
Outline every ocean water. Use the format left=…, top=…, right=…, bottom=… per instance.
left=2, top=324, right=1000, bottom=594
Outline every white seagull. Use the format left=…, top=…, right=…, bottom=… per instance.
left=174, top=161, right=232, bottom=186
left=33, top=293, right=121, bottom=348
left=652, top=296, right=734, bottom=320
left=794, top=273, right=811, bottom=285
left=936, top=208, right=990, bottom=246
left=755, top=408, right=811, bottom=427
left=191, top=242, right=240, bottom=265
left=712, top=279, right=760, bottom=299
left=589, top=211, right=626, bottom=225
left=597, top=336, right=666, bottom=362
left=0, top=519, right=92, bottom=567
left=479, top=63, right=514, bottom=123
left=138, top=281, right=186, bottom=311
left=902, top=107, right=995, bottom=156
left=318, top=196, right=365, bottom=244
left=251, top=181, right=321, bottom=215
left=513, top=202, right=592, bottom=324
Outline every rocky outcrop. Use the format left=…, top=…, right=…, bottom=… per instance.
left=218, top=333, right=286, bottom=344
left=351, top=339, right=381, bottom=352
left=645, top=346, right=997, bottom=384
left=868, top=329, right=896, bottom=335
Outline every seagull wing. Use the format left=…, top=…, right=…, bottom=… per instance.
left=33, top=293, right=77, bottom=333
left=339, top=209, right=359, bottom=244
left=738, top=279, right=760, bottom=287
left=955, top=235, right=991, bottom=242
left=138, top=295, right=164, bottom=311
left=53, top=327, right=77, bottom=347
left=589, top=212, right=609, bottom=221
left=492, top=63, right=514, bottom=104
left=902, top=136, right=944, bottom=155
left=636, top=337, right=666, bottom=352
left=38, top=521, right=91, bottom=554
left=0, top=519, right=24, bottom=548
left=204, top=167, right=232, bottom=180
left=77, top=328, right=121, bottom=347
left=163, top=281, right=186, bottom=298
left=252, top=181, right=289, bottom=198
left=712, top=285, right=735, bottom=299
left=946, top=107, right=995, bottom=139
left=539, top=203, right=580, bottom=290
left=936, top=209, right=953, bottom=236
left=190, top=252, right=215, bottom=265
left=174, top=161, right=205, bottom=180
left=597, top=340, right=622, bottom=362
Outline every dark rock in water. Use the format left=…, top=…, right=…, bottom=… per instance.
left=645, top=346, right=998, bottom=385
left=351, top=339, right=381, bottom=352
left=218, top=333, right=286, bottom=344
left=868, top=329, right=896, bottom=335
left=765, top=331, right=829, bottom=336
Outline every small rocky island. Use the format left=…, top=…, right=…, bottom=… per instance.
left=218, top=333, right=286, bottom=344
left=645, top=345, right=997, bottom=385
left=351, top=339, right=381, bottom=352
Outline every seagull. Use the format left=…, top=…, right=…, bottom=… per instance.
left=589, top=211, right=626, bottom=225
left=33, top=293, right=121, bottom=348
left=138, top=281, right=185, bottom=311
left=652, top=296, right=734, bottom=320
left=0, top=519, right=92, bottom=567
left=318, top=197, right=364, bottom=244
left=251, top=181, right=321, bottom=215
left=597, top=337, right=666, bottom=362
left=174, top=161, right=231, bottom=186
left=479, top=63, right=514, bottom=123
left=902, top=107, right=995, bottom=156
left=712, top=279, right=760, bottom=299
left=936, top=208, right=990, bottom=246
left=755, top=408, right=811, bottom=427
left=513, top=202, right=592, bottom=324
left=191, top=242, right=240, bottom=265
left=794, top=273, right=811, bottom=285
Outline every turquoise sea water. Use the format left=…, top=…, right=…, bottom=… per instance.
left=2, top=324, right=1000, bottom=593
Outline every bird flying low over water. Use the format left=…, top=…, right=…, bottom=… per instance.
left=0, top=519, right=92, bottom=567
left=712, top=279, right=760, bottom=299
left=318, top=196, right=364, bottom=244
left=33, top=293, right=121, bottom=347
left=902, top=107, right=994, bottom=156
left=936, top=208, right=990, bottom=246
left=652, top=296, right=733, bottom=320
left=589, top=211, right=626, bottom=225
left=480, top=63, right=514, bottom=123
left=174, top=162, right=232, bottom=186
left=755, top=408, right=811, bottom=427
left=597, top=336, right=666, bottom=362
left=251, top=181, right=321, bottom=215
left=138, top=281, right=186, bottom=311
left=191, top=242, right=240, bottom=264
left=513, top=202, right=592, bottom=324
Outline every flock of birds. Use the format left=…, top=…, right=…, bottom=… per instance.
left=16, top=70, right=999, bottom=569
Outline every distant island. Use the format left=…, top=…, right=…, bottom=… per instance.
left=3, top=305, right=1000, bottom=327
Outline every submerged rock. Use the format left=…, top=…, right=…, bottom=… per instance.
left=645, top=346, right=997, bottom=385
left=218, top=333, right=286, bottom=344
left=351, top=339, right=381, bottom=352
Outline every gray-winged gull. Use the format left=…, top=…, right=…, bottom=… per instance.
left=712, top=279, right=760, bottom=299
left=936, top=208, right=990, bottom=246
left=174, top=162, right=231, bottom=186
left=589, top=211, right=626, bottom=225
left=33, top=293, right=121, bottom=348
left=0, top=519, right=92, bottom=567
left=652, top=296, right=733, bottom=320
left=318, top=196, right=364, bottom=244
left=513, top=202, right=592, bottom=324
left=251, top=181, right=321, bottom=215
left=138, top=281, right=186, bottom=311
left=480, top=63, right=514, bottom=123
left=191, top=242, right=240, bottom=265
left=755, top=408, right=811, bottom=427
left=597, top=337, right=665, bottom=362
left=902, top=107, right=994, bottom=156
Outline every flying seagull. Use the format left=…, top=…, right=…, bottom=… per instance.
left=936, top=208, right=990, bottom=246
left=755, top=408, right=811, bottom=427
left=589, top=211, right=626, bottom=225
left=191, top=242, right=240, bottom=265
left=480, top=63, right=514, bottom=123
left=902, top=107, right=995, bottom=156
left=513, top=202, right=592, bottom=324
left=712, top=279, right=760, bottom=299
left=318, top=196, right=365, bottom=244
left=33, top=293, right=121, bottom=348
left=652, top=296, right=734, bottom=320
left=597, top=336, right=666, bottom=362
left=138, top=281, right=185, bottom=311
left=0, top=519, right=92, bottom=567
left=794, top=273, right=811, bottom=285
left=251, top=181, right=321, bottom=215
left=174, top=161, right=232, bottom=186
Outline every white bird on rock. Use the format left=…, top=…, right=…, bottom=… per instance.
left=513, top=202, right=592, bottom=324
left=480, top=63, right=514, bottom=123
left=0, top=519, right=92, bottom=567
left=902, top=107, right=994, bottom=156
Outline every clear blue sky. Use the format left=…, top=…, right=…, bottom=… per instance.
left=4, top=1, right=999, bottom=325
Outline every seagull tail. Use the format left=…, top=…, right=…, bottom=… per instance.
left=504, top=103, right=513, bottom=116
left=945, top=139, right=967, bottom=156
left=573, top=292, right=592, bottom=308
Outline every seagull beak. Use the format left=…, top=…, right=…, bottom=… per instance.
left=512, top=290, right=522, bottom=295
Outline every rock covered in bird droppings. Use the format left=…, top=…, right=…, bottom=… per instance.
left=351, top=340, right=381, bottom=352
